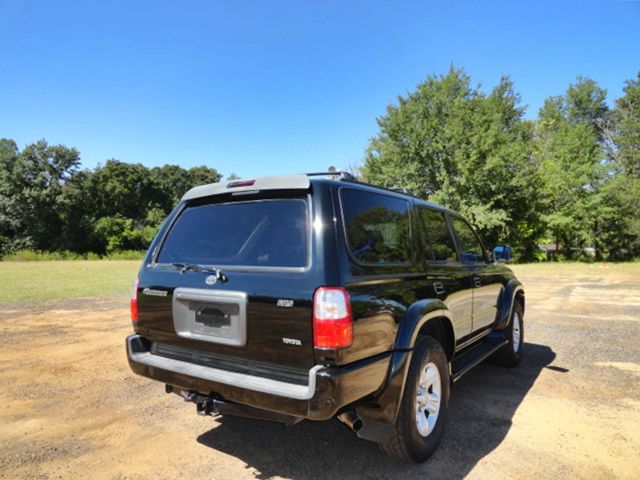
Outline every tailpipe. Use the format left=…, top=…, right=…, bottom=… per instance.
left=338, top=411, right=363, bottom=432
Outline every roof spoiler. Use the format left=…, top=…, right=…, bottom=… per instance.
left=182, top=174, right=311, bottom=201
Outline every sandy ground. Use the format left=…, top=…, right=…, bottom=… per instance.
left=1, top=266, right=639, bottom=480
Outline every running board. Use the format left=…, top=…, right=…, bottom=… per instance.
left=451, top=334, right=508, bottom=383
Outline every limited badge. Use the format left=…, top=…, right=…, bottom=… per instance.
left=205, top=275, right=217, bottom=286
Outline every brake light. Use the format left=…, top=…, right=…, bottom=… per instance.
left=227, top=179, right=255, bottom=188
left=313, top=287, right=352, bottom=349
left=130, top=277, right=139, bottom=322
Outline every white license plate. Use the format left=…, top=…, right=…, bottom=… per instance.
left=172, top=288, right=247, bottom=346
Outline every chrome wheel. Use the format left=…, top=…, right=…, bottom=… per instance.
left=512, top=312, right=521, bottom=353
left=415, top=362, right=441, bottom=437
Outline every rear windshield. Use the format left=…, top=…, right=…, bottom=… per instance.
left=157, top=199, right=309, bottom=269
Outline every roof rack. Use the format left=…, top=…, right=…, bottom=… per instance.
left=306, top=171, right=421, bottom=197
left=305, top=171, right=357, bottom=182
left=390, top=187, right=415, bottom=195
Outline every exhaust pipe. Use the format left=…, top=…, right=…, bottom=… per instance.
left=338, top=411, right=363, bottom=432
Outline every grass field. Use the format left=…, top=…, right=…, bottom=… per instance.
left=0, top=260, right=638, bottom=306
left=0, top=260, right=141, bottom=305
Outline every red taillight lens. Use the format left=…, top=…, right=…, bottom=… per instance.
left=313, top=287, right=352, bottom=349
left=130, top=277, right=139, bottom=322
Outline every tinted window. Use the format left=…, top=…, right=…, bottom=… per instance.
left=157, top=199, right=308, bottom=268
left=341, top=189, right=410, bottom=264
left=419, top=207, right=457, bottom=261
left=450, top=216, right=485, bottom=263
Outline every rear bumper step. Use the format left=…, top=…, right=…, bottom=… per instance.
left=127, top=335, right=322, bottom=400
left=126, top=334, right=392, bottom=421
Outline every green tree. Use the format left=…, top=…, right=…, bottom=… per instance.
left=88, top=160, right=153, bottom=220
left=566, top=77, right=609, bottom=133
left=590, top=72, right=640, bottom=259
left=149, top=164, right=196, bottom=212
left=590, top=174, right=640, bottom=259
left=149, top=164, right=221, bottom=212
left=611, top=72, right=640, bottom=178
left=0, top=139, right=80, bottom=252
left=362, top=67, right=541, bottom=258
left=187, top=165, right=222, bottom=188
left=535, top=78, right=609, bottom=259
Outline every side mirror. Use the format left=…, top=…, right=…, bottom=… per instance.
left=493, top=244, right=513, bottom=264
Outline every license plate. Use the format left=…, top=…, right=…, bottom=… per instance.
left=172, top=288, right=248, bottom=346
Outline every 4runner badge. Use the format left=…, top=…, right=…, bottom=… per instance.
left=142, top=288, right=168, bottom=297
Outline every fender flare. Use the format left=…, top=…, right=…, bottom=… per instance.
left=394, top=299, right=454, bottom=351
left=355, top=300, right=454, bottom=436
left=388, top=301, right=453, bottom=391
left=495, top=279, right=525, bottom=330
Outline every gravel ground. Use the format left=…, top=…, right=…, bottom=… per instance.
left=1, top=264, right=639, bottom=479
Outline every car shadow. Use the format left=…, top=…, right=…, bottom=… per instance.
left=197, top=342, right=558, bottom=479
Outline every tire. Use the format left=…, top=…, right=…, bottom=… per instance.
left=489, top=301, right=524, bottom=367
left=379, top=336, right=450, bottom=463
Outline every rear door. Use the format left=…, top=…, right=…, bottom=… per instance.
left=136, top=192, right=326, bottom=370
left=448, top=215, right=502, bottom=333
left=417, top=206, right=474, bottom=340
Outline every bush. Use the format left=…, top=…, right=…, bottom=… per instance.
left=105, top=250, right=146, bottom=260
left=0, top=249, right=145, bottom=261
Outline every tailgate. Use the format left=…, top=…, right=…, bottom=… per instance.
left=135, top=194, right=320, bottom=370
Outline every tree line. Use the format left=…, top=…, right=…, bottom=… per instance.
left=362, top=68, right=640, bottom=261
left=0, top=142, right=220, bottom=256
left=1, top=67, right=639, bottom=261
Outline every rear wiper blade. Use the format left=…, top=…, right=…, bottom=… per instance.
left=171, top=263, right=228, bottom=282
left=172, top=262, right=204, bottom=273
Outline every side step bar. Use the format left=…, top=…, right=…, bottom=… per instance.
left=451, top=334, right=508, bottom=383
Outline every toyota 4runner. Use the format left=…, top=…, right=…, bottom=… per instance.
left=126, top=172, right=525, bottom=463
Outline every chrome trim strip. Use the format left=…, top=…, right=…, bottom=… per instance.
left=127, top=335, right=322, bottom=400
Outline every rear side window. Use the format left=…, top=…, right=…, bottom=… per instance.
left=450, top=216, right=486, bottom=263
left=157, top=199, right=309, bottom=268
left=419, top=207, right=457, bottom=262
left=341, top=189, right=410, bottom=264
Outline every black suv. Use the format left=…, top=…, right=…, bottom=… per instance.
left=126, top=172, right=525, bottom=463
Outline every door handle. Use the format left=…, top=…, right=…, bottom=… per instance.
left=433, top=281, right=446, bottom=295
left=473, top=277, right=482, bottom=288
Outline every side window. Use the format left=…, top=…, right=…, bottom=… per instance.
left=341, top=189, right=411, bottom=264
left=450, top=216, right=486, bottom=263
left=419, top=207, right=457, bottom=262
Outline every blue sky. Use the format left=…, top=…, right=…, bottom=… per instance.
left=1, top=1, right=638, bottom=178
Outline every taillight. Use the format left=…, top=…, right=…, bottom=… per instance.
left=227, top=179, right=255, bottom=188
left=313, top=287, right=353, bottom=349
left=130, top=277, right=139, bottom=322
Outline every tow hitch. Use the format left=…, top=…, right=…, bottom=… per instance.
left=164, top=384, right=302, bottom=426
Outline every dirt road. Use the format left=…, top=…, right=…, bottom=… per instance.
left=1, top=265, right=639, bottom=479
